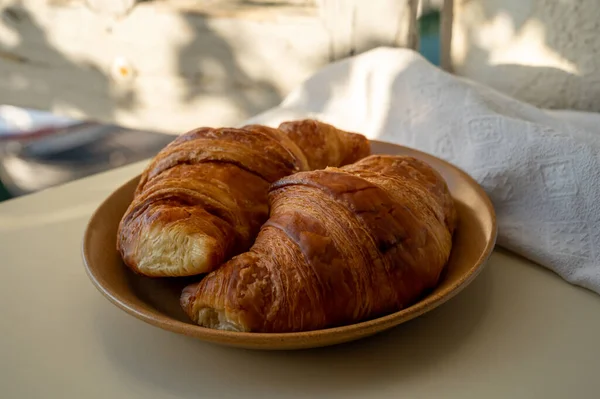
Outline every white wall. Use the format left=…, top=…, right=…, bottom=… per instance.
left=450, top=0, right=600, bottom=112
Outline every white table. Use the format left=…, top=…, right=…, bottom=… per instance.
left=1, top=160, right=600, bottom=398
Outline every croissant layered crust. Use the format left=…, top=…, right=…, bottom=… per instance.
left=181, top=155, right=457, bottom=333
left=117, top=120, right=370, bottom=277
left=278, top=119, right=372, bottom=170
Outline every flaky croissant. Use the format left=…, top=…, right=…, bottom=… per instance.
left=181, top=155, right=457, bottom=333
left=117, top=119, right=370, bottom=277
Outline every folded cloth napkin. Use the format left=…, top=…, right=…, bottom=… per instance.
left=245, top=47, right=600, bottom=295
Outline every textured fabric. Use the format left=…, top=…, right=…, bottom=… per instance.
left=245, top=47, right=600, bottom=295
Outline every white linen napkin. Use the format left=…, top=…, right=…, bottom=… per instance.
left=244, top=47, right=600, bottom=295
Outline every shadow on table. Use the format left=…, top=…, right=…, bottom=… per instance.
left=94, top=265, right=493, bottom=397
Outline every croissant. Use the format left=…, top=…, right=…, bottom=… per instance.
left=117, top=119, right=370, bottom=277
left=181, top=155, right=457, bottom=333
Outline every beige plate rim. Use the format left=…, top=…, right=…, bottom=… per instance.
left=82, top=140, right=497, bottom=347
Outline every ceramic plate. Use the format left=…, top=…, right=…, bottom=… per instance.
left=82, top=140, right=497, bottom=350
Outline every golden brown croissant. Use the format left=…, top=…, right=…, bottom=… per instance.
left=117, top=120, right=370, bottom=277
left=181, top=155, right=457, bottom=332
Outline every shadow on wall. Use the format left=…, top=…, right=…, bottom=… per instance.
left=175, top=13, right=282, bottom=125
left=0, top=0, right=287, bottom=133
left=0, top=3, right=137, bottom=123
left=451, top=0, right=600, bottom=111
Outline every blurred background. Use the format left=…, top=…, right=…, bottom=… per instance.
left=0, top=0, right=442, bottom=202
left=1, top=0, right=598, bottom=201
